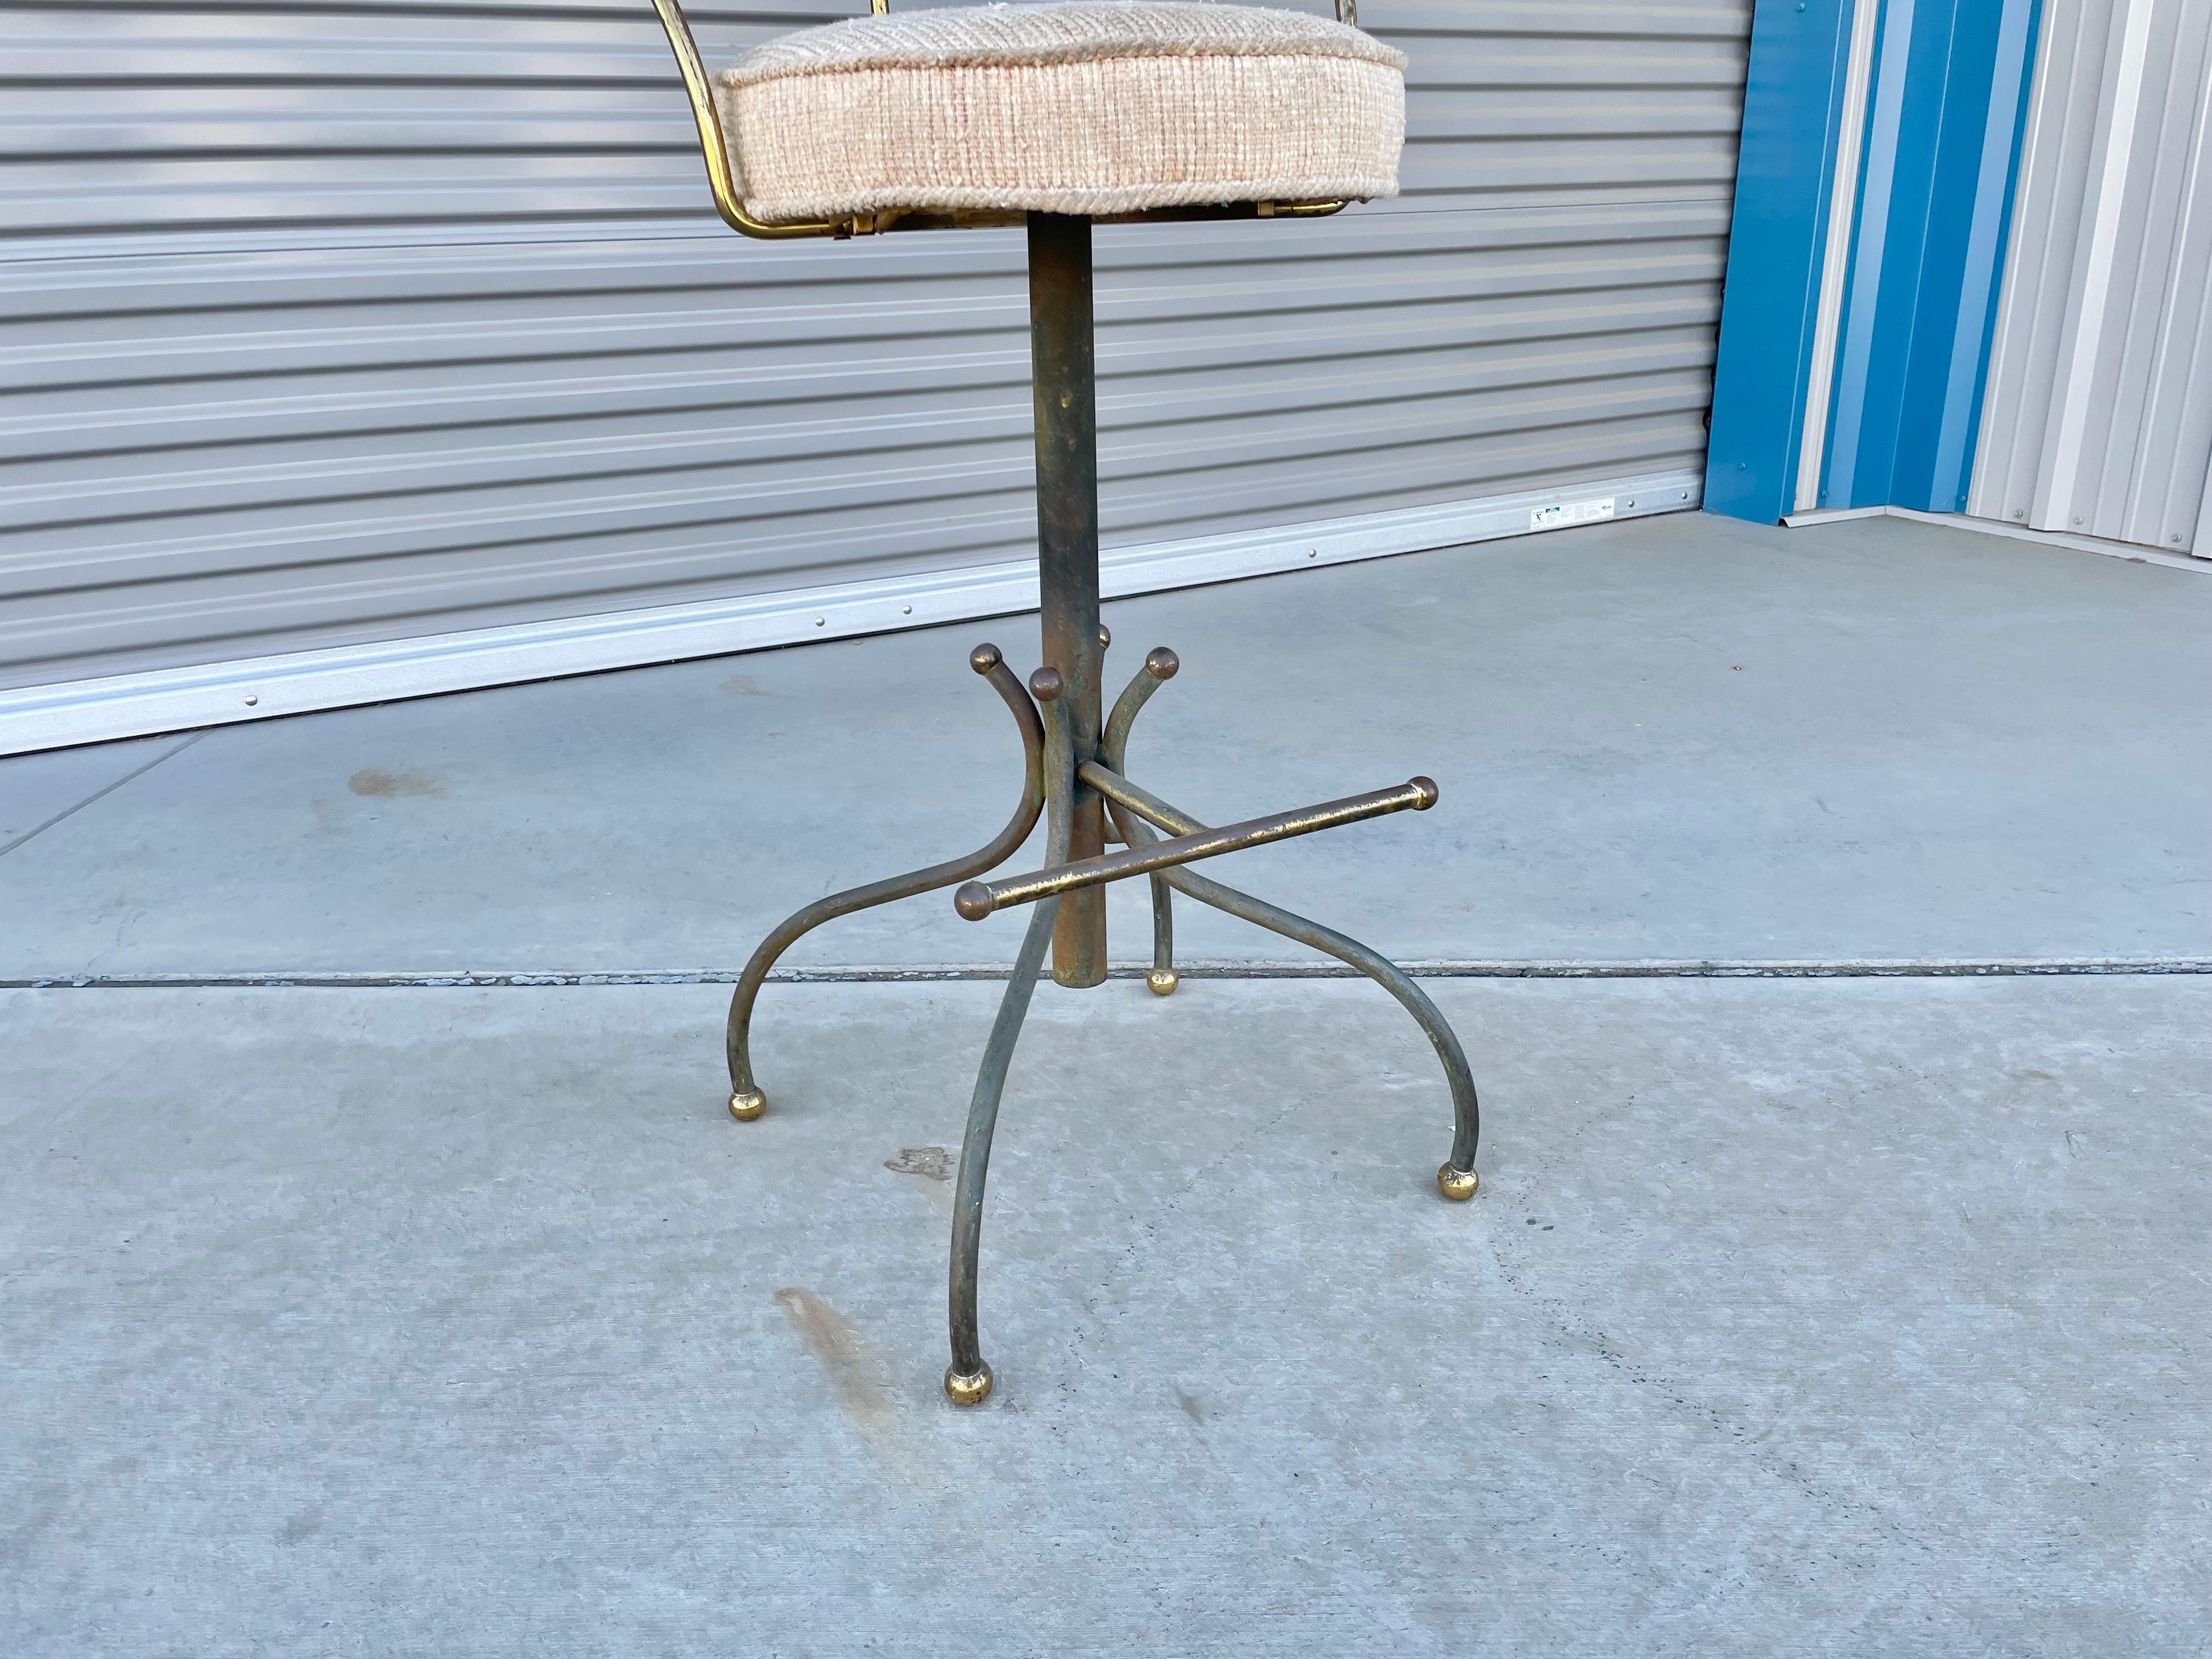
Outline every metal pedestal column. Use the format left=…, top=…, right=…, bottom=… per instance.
left=1028, top=212, right=1110, bottom=989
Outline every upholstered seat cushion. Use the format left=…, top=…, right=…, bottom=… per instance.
left=715, top=3, right=1406, bottom=223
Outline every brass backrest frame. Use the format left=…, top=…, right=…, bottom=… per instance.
left=647, top=0, right=1358, bottom=240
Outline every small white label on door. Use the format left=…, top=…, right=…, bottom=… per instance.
left=1530, top=498, right=1616, bottom=531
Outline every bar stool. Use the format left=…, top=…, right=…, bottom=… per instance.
left=648, top=0, right=1482, bottom=1406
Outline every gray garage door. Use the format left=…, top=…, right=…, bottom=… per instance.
left=0, top=0, right=1750, bottom=751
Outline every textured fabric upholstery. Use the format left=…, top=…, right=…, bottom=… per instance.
left=715, top=3, right=1406, bottom=223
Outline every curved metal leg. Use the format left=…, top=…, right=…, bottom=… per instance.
left=945, top=890, right=1062, bottom=1405
left=1146, top=874, right=1177, bottom=996
left=947, top=668, right=1076, bottom=1405
left=1156, top=860, right=1480, bottom=1199
left=1099, top=648, right=1477, bottom=1197
left=1105, top=647, right=1183, bottom=998
left=724, top=644, right=1044, bottom=1121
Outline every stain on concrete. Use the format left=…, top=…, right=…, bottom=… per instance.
left=719, top=673, right=777, bottom=697
left=1173, top=1387, right=1204, bottom=1424
left=347, top=769, right=441, bottom=798
left=278, top=1505, right=324, bottom=1545
left=774, top=1287, right=896, bottom=1444
left=884, top=1146, right=952, bottom=1181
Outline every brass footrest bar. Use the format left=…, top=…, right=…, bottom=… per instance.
left=953, top=772, right=1438, bottom=919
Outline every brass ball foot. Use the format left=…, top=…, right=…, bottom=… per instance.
left=944, top=1361, right=994, bottom=1407
left=729, top=1088, right=767, bottom=1122
left=1146, top=967, right=1180, bottom=997
left=1436, top=1163, right=1479, bottom=1201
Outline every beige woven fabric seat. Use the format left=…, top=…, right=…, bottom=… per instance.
left=715, top=2, right=1406, bottom=224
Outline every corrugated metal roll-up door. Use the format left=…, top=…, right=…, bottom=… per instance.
left=1967, top=0, right=2212, bottom=556
left=0, top=0, right=1752, bottom=753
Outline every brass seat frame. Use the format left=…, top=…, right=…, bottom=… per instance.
left=650, top=0, right=1480, bottom=1408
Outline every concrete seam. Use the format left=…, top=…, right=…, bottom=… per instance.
left=0, top=730, right=207, bottom=860
left=6, top=957, right=2209, bottom=989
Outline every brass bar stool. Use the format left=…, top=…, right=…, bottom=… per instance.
left=649, top=0, right=1482, bottom=1406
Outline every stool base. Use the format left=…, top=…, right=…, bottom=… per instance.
left=722, top=636, right=1482, bottom=1404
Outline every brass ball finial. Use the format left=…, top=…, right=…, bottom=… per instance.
left=944, top=1361, right=994, bottom=1406
left=1436, top=1163, right=1479, bottom=1201
left=1408, top=775, right=1440, bottom=809
left=1029, top=667, right=1064, bottom=702
left=1098, top=623, right=1111, bottom=649
left=729, top=1088, right=767, bottom=1121
left=969, top=642, right=1002, bottom=675
left=1147, top=967, right=1180, bottom=996
left=1143, top=646, right=1180, bottom=681
left=954, top=882, right=994, bottom=921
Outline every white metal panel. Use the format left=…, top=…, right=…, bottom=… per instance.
left=2198, top=444, right=2212, bottom=555
left=0, top=0, right=1754, bottom=719
left=1967, top=0, right=2212, bottom=554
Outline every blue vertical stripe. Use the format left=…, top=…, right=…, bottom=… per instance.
left=1703, top=0, right=1862, bottom=523
left=1822, top=0, right=1918, bottom=507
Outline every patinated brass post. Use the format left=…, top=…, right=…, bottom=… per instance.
left=1028, top=212, right=1109, bottom=989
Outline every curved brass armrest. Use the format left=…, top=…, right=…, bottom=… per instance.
left=647, top=0, right=1357, bottom=240
left=647, top=0, right=847, bottom=239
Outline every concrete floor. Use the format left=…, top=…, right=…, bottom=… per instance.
left=3, top=976, right=2207, bottom=1654
left=2, top=511, right=2207, bottom=977
left=3, top=510, right=2209, bottom=1653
